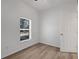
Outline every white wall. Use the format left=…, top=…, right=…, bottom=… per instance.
left=39, top=7, right=62, bottom=47
left=1, top=0, right=39, bottom=58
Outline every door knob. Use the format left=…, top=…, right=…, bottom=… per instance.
left=60, top=33, right=63, bottom=36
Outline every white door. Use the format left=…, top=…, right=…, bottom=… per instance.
left=60, top=7, right=78, bottom=52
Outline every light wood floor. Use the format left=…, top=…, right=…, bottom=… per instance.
left=3, top=43, right=78, bottom=59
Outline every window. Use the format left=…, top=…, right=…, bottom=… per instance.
left=20, top=17, right=31, bottom=41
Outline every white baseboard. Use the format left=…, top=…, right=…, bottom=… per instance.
left=40, top=41, right=60, bottom=48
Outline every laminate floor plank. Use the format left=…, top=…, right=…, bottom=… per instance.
left=3, top=43, right=77, bottom=59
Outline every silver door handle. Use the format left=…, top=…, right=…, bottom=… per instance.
left=60, top=33, right=63, bottom=36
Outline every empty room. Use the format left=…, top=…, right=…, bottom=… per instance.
left=1, top=0, right=78, bottom=59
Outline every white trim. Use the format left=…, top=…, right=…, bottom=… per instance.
left=20, top=29, right=29, bottom=30
left=29, top=20, right=32, bottom=40
left=20, top=17, right=30, bottom=21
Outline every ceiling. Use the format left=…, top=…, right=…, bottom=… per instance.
left=22, top=0, right=77, bottom=11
